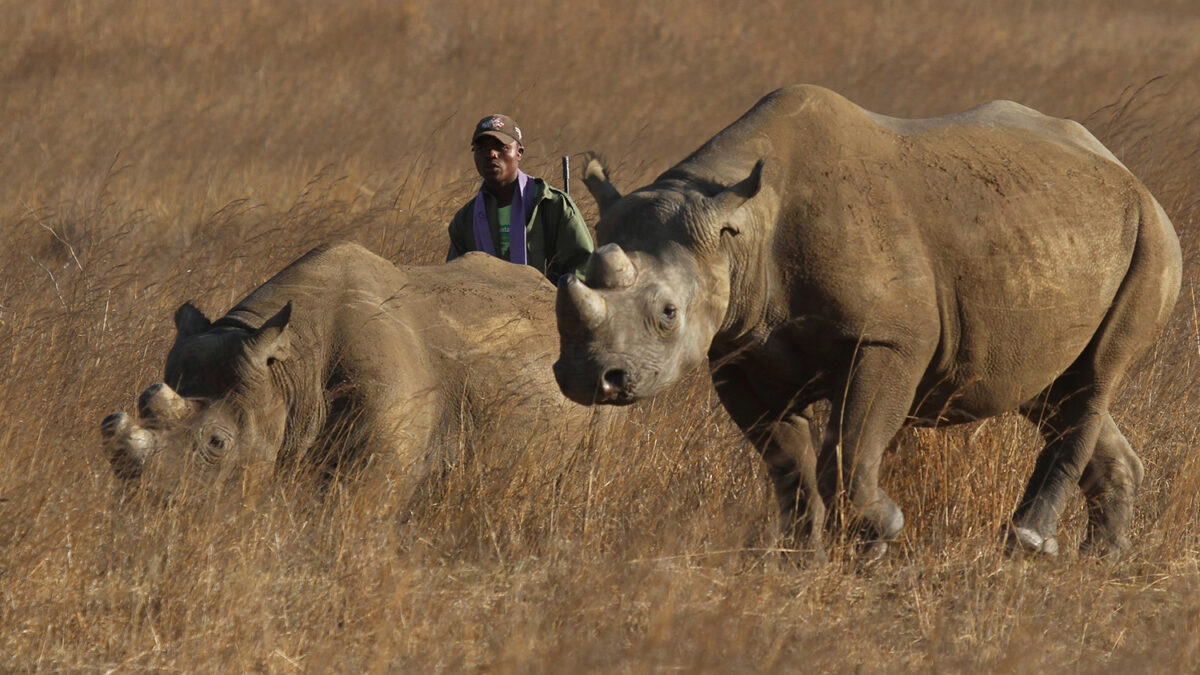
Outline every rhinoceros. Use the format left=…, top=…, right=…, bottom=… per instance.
left=556, top=85, right=1181, bottom=557
left=103, top=241, right=596, bottom=504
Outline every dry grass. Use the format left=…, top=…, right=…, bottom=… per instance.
left=2, top=0, right=1200, bottom=671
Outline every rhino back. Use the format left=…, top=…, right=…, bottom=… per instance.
left=398, top=254, right=601, bottom=461
left=677, top=86, right=1170, bottom=418
left=402, top=253, right=567, bottom=405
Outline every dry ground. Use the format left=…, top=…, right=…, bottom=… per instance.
left=2, top=0, right=1200, bottom=671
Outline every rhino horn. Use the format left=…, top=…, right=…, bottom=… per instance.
left=585, top=244, right=636, bottom=289
left=708, top=158, right=766, bottom=234
left=101, top=412, right=154, bottom=478
left=137, top=382, right=190, bottom=424
left=557, top=275, right=608, bottom=332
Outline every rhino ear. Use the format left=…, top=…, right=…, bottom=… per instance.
left=175, top=302, right=212, bottom=338
left=581, top=151, right=623, bottom=217
left=243, top=302, right=292, bottom=366
left=709, top=158, right=766, bottom=236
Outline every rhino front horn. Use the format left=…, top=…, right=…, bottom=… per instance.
left=585, top=244, right=636, bottom=289
left=557, top=275, right=608, bottom=332
left=101, top=412, right=153, bottom=480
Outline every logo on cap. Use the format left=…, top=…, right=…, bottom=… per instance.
left=473, top=114, right=523, bottom=145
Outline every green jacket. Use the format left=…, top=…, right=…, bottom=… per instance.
left=447, top=177, right=593, bottom=284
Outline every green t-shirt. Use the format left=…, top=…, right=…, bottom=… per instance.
left=497, top=205, right=512, bottom=258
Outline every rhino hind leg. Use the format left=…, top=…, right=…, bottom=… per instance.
left=1013, top=198, right=1177, bottom=557
left=1078, top=413, right=1143, bottom=554
left=1013, top=375, right=1147, bottom=557
left=1011, top=375, right=1107, bottom=556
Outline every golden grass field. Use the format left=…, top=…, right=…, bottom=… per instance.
left=3, top=0, right=1200, bottom=670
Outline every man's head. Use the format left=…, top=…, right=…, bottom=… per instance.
left=472, top=114, right=524, bottom=190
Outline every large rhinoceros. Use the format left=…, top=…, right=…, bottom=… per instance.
left=103, top=241, right=597, bottom=504
left=556, top=85, right=1181, bottom=557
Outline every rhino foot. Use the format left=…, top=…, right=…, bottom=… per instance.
left=1079, top=532, right=1132, bottom=557
left=857, top=493, right=904, bottom=541
left=1005, top=525, right=1060, bottom=557
left=856, top=539, right=890, bottom=568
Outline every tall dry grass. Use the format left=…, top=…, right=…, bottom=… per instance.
left=2, top=0, right=1199, bottom=670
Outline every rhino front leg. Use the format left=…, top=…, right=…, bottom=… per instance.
left=764, top=413, right=826, bottom=558
left=817, top=344, right=923, bottom=545
left=713, top=367, right=826, bottom=560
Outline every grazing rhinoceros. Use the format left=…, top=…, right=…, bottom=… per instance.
left=557, top=85, right=1181, bottom=557
left=103, top=241, right=597, bottom=504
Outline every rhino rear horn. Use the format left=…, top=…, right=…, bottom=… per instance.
left=175, top=302, right=212, bottom=338
left=557, top=275, right=608, bottom=332
left=137, top=382, right=191, bottom=424
left=708, top=158, right=766, bottom=235
left=585, top=244, right=636, bottom=289
left=243, top=302, right=293, bottom=365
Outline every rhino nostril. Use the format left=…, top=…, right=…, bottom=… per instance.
left=601, top=369, right=628, bottom=394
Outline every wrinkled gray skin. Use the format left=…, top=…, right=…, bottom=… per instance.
left=103, top=242, right=593, bottom=505
left=557, top=85, right=1182, bottom=558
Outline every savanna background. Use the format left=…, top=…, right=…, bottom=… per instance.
left=3, top=0, right=1200, bottom=670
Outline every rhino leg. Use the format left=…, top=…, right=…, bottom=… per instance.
left=764, top=414, right=827, bottom=559
left=816, top=344, right=916, bottom=545
left=1013, top=377, right=1108, bottom=556
left=1078, top=413, right=1142, bottom=554
left=713, top=368, right=827, bottom=560
left=1013, top=194, right=1173, bottom=557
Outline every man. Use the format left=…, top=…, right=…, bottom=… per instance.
left=447, top=114, right=593, bottom=283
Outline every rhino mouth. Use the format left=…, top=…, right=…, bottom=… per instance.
left=553, top=357, right=647, bottom=406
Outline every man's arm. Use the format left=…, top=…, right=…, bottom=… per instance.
left=548, top=192, right=594, bottom=282
left=446, top=202, right=473, bottom=262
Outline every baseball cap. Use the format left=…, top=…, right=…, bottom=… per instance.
left=472, top=114, right=523, bottom=147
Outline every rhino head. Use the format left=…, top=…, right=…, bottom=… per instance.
left=555, top=159, right=767, bottom=405
left=101, top=301, right=294, bottom=499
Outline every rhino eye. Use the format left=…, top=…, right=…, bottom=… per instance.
left=658, top=303, right=679, bottom=333
left=198, top=428, right=231, bottom=465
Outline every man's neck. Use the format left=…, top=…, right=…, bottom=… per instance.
left=484, top=177, right=518, bottom=207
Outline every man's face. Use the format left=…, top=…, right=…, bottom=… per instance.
left=473, top=135, right=523, bottom=190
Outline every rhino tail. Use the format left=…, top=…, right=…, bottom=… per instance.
left=581, top=151, right=622, bottom=217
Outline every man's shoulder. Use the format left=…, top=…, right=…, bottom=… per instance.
left=532, top=178, right=579, bottom=211
left=449, top=195, right=476, bottom=227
